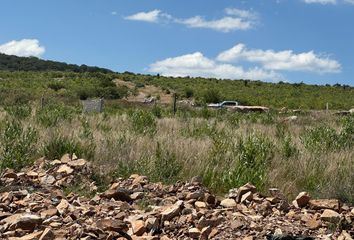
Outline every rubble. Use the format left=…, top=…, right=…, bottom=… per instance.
left=0, top=154, right=353, bottom=239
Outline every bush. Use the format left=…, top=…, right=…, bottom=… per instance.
left=150, top=142, right=182, bottom=183
left=229, top=134, right=273, bottom=189
left=42, top=135, right=94, bottom=160
left=203, top=89, right=221, bottom=103
left=36, top=103, right=77, bottom=127
left=48, top=82, right=65, bottom=91
left=301, top=125, right=340, bottom=152
left=129, top=109, right=157, bottom=135
left=185, top=88, right=194, bottom=98
left=0, top=120, right=38, bottom=170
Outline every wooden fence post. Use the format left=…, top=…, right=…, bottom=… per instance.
left=173, top=93, right=177, bottom=115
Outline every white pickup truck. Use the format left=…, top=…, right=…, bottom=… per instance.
left=207, top=101, right=239, bottom=109
left=208, top=101, right=269, bottom=113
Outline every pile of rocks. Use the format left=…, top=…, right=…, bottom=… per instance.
left=0, top=155, right=353, bottom=239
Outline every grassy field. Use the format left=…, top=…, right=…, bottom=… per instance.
left=0, top=101, right=353, bottom=203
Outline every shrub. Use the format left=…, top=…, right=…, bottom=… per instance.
left=301, top=125, right=339, bottom=152
left=129, top=109, right=157, bottom=135
left=228, top=134, right=274, bottom=189
left=185, top=88, right=194, bottom=98
left=202, top=89, right=221, bottom=103
left=42, top=135, right=94, bottom=160
left=281, top=135, right=299, bottom=159
left=0, top=120, right=38, bottom=170
left=48, top=82, right=65, bottom=91
left=36, top=103, right=77, bottom=127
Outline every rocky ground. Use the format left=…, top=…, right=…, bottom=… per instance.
left=0, top=154, right=353, bottom=240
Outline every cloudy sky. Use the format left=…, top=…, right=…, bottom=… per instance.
left=0, top=0, right=353, bottom=85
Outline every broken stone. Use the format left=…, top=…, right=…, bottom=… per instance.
left=56, top=199, right=70, bottom=215
left=67, top=158, right=86, bottom=167
left=1, top=213, right=42, bottom=231
left=60, top=154, right=71, bottom=163
left=161, top=201, right=183, bottom=221
left=293, top=192, right=311, bottom=208
left=132, top=220, right=146, bottom=236
left=56, top=164, right=74, bottom=175
left=309, top=199, right=340, bottom=211
left=236, top=183, right=256, bottom=203
left=39, top=228, right=55, bottom=240
left=220, top=198, right=237, bottom=208
left=320, top=209, right=340, bottom=223
left=188, top=227, right=201, bottom=239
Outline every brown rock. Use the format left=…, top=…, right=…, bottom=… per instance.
left=40, top=175, right=56, bottom=185
left=67, top=158, right=86, bottom=167
left=96, top=219, right=128, bottom=232
left=130, top=192, right=144, bottom=200
left=204, top=193, right=216, bottom=205
left=41, top=208, right=58, bottom=218
left=220, top=198, right=237, bottom=208
left=161, top=201, right=182, bottom=221
left=56, top=199, right=70, bottom=215
left=39, top=228, right=55, bottom=240
left=1, top=213, right=42, bottom=231
left=240, top=191, right=253, bottom=204
left=188, top=228, right=201, bottom=239
left=195, top=201, right=207, bottom=209
left=306, top=217, right=322, bottom=230
left=2, top=169, right=17, bottom=179
left=132, top=220, right=146, bottom=236
left=338, top=230, right=353, bottom=240
left=320, top=209, right=340, bottom=223
left=60, top=153, right=71, bottom=163
left=56, top=164, right=74, bottom=175
left=309, top=199, right=340, bottom=211
left=186, top=191, right=204, bottom=200
left=236, top=183, right=256, bottom=203
left=293, top=192, right=311, bottom=208
left=26, top=170, right=39, bottom=177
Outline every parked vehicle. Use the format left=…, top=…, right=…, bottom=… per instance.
left=207, top=101, right=239, bottom=109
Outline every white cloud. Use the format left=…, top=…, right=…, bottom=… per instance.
left=124, top=8, right=257, bottom=32
left=175, top=16, right=253, bottom=32
left=149, top=52, right=283, bottom=81
left=124, top=9, right=162, bottom=23
left=217, top=43, right=341, bottom=73
left=303, top=0, right=337, bottom=4
left=225, top=8, right=258, bottom=19
left=0, top=39, right=45, bottom=57
left=111, top=11, right=117, bottom=15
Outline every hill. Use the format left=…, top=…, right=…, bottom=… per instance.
left=118, top=72, right=354, bottom=110
left=0, top=53, right=353, bottom=110
left=0, top=53, right=112, bottom=73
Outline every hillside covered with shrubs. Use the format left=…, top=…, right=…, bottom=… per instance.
left=0, top=53, right=353, bottom=110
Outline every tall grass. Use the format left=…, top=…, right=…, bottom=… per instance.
left=0, top=105, right=353, bottom=203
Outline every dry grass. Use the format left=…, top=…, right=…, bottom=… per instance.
left=1, top=106, right=353, bottom=203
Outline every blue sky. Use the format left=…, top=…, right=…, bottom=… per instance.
left=0, top=0, right=353, bottom=85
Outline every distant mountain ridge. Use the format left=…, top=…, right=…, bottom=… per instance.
left=0, top=53, right=113, bottom=73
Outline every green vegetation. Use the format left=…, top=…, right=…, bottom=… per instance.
left=0, top=53, right=112, bottom=73
left=0, top=54, right=353, bottom=110
left=0, top=54, right=353, bottom=204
